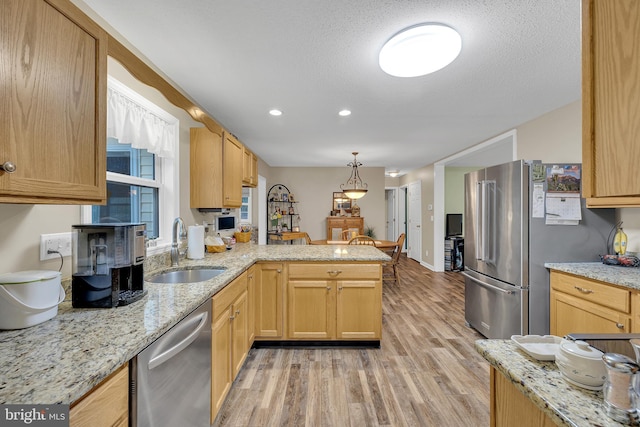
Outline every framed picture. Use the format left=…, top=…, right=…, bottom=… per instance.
left=332, top=192, right=351, bottom=212
left=282, top=193, right=289, bottom=202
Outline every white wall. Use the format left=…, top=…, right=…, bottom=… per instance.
left=266, top=167, right=386, bottom=241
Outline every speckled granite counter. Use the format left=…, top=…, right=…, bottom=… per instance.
left=0, top=243, right=388, bottom=405
left=476, top=339, right=626, bottom=427
left=545, top=262, right=640, bottom=291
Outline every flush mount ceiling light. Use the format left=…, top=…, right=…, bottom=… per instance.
left=338, top=109, right=352, bottom=117
left=379, top=23, right=462, bottom=78
left=341, top=152, right=368, bottom=199
left=387, top=170, right=399, bottom=177
left=269, top=109, right=283, bottom=116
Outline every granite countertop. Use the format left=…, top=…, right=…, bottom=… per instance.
left=0, top=243, right=388, bottom=405
left=476, top=339, right=627, bottom=427
left=545, top=262, right=640, bottom=291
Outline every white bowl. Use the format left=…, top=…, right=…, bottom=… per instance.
left=555, top=339, right=607, bottom=390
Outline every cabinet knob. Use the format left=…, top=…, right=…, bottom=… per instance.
left=0, top=161, right=16, bottom=173
left=617, top=323, right=625, bottom=329
left=236, top=309, right=240, bottom=315
left=277, top=269, right=282, bottom=273
left=327, top=270, right=342, bottom=276
left=326, top=286, right=331, bottom=290
left=338, top=286, right=343, bottom=291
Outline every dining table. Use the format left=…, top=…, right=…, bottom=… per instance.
left=309, top=239, right=399, bottom=250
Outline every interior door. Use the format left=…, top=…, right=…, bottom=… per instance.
left=385, top=188, right=397, bottom=241
left=407, top=181, right=422, bottom=262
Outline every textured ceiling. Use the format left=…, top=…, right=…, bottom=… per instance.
left=78, top=0, right=581, bottom=175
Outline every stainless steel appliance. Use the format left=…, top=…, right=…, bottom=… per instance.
left=72, top=223, right=146, bottom=308
left=131, top=300, right=212, bottom=427
left=463, top=160, right=614, bottom=338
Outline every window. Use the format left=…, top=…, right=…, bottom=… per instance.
left=83, top=77, right=178, bottom=252
left=240, top=187, right=252, bottom=223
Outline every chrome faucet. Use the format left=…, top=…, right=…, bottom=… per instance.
left=171, top=217, right=187, bottom=266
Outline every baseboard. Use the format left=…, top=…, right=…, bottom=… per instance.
left=252, top=340, right=380, bottom=348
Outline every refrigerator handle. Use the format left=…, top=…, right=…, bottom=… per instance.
left=475, top=181, right=484, bottom=261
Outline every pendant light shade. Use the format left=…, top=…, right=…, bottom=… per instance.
left=341, top=152, right=368, bottom=199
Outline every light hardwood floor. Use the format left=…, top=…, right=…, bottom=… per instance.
left=214, top=255, right=490, bottom=426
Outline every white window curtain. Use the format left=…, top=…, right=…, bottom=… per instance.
left=107, top=77, right=177, bottom=158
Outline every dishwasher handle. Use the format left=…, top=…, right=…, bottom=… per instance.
left=148, top=311, right=209, bottom=370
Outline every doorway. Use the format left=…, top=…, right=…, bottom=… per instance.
left=385, top=188, right=398, bottom=241
left=407, top=181, right=422, bottom=262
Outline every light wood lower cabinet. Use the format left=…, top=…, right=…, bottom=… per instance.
left=490, top=367, right=555, bottom=427
left=70, top=364, right=128, bottom=427
left=550, top=270, right=633, bottom=336
left=255, top=262, right=284, bottom=338
left=287, top=263, right=382, bottom=340
left=211, top=271, right=250, bottom=422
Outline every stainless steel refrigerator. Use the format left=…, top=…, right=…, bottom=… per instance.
left=463, top=160, right=614, bottom=339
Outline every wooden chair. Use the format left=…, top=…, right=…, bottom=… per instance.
left=348, top=235, right=376, bottom=245
left=383, top=233, right=405, bottom=285
left=341, top=229, right=357, bottom=241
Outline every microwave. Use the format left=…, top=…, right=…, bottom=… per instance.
left=217, top=215, right=236, bottom=231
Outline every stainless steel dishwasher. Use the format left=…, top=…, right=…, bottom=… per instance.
left=131, top=300, right=211, bottom=427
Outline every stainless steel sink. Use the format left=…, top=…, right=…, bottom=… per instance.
left=147, top=268, right=226, bottom=284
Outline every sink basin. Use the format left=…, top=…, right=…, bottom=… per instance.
left=147, top=268, right=226, bottom=284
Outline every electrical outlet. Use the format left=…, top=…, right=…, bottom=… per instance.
left=40, top=232, right=73, bottom=261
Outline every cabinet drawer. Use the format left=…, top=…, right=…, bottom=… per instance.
left=288, top=263, right=380, bottom=280
left=550, top=271, right=630, bottom=313
left=213, top=272, right=247, bottom=317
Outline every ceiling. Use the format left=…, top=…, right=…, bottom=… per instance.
left=79, top=0, right=581, bottom=176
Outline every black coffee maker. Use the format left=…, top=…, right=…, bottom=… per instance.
left=72, top=223, right=147, bottom=308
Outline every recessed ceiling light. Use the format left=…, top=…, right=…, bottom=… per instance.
left=269, top=109, right=283, bottom=116
left=379, top=24, right=462, bottom=78
left=338, top=109, right=351, bottom=117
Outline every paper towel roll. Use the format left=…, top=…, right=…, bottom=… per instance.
left=187, top=225, right=205, bottom=259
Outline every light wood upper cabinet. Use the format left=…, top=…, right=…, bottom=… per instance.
left=242, top=146, right=258, bottom=188
left=190, top=127, right=243, bottom=208
left=1, top=0, right=107, bottom=204
left=223, top=132, right=243, bottom=207
left=582, top=0, right=640, bottom=207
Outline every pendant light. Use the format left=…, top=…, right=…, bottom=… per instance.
left=341, top=152, right=368, bottom=199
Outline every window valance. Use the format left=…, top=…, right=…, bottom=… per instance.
left=107, top=77, right=178, bottom=159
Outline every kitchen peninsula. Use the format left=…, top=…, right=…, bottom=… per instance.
left=0, top=243, right=388, bottom=411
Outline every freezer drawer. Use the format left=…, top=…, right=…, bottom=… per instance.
left=463, top=270, right=527, bottom=339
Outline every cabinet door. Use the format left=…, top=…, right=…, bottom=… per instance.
left=211, top=305, right=232, bottom=422
left=288, top=280, right=334, bottom=339
left=256, top=263, right=283, bottom=338
left=242, top=147, right=257, bottom=187
left=336, top=280, right=382, bottom=339
left=551, top=291, right=631, bottom=336
left=1, top=0, right=107, bottom=204
left=223, top=133, right=243, bottom=207
left=190, top=127, right=223, bottom=208
left=582, top=0, right=640, bottom=206
left=70, top=364, right=128, bottom=427
left=231, top=289, right=249, bottom=378
left=247, top=265, right=257, bottom=343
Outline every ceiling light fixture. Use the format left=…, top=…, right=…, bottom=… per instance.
left=379, top=23, right=462, bottom=78
left=341, top=152, right=368, bottom=200
left=338, top=109, right=351, bottom=117
left=269, top=109, right=283, bottom=116
left=388, top=171, right=399, bottom=178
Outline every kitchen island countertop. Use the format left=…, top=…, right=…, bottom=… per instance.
left=476, top=339, right=627, bottom=427
left=0, top=243, right=388, bottom=405
left=545, top=262, right=640, bottom=291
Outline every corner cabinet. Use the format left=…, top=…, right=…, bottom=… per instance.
left=582, top=0, right=640, bottom=207
left=1, top=0, right=107, bottom=204
left=550, top=270, right=633, bottom=336
left=190, top=127, right=243, bottom=208
left=287, top=263, right=382, bottom=341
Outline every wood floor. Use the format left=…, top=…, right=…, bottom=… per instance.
left=213, top=255, right=490, bottom=426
